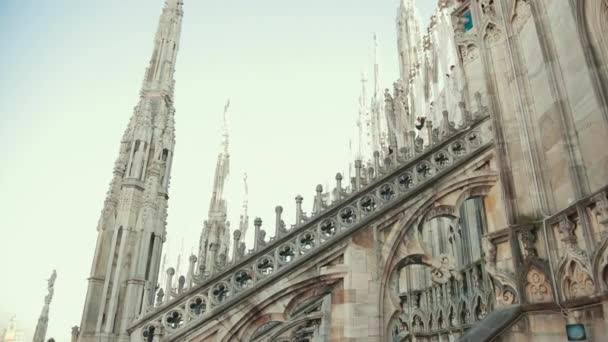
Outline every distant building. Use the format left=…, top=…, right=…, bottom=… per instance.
left=0, top=316, right=24, bottom=342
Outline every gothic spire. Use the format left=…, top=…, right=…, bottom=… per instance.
left=373, top=33, right=380, bottom=95
left=78, top=1, right=185, bottom=338
left=239, top=173, right=250, bottom=241
left=33, top=270, right=56, bottom=342
left=198, top=101, right=232, bottom=276
left=209, top=100, right=231, bottom=216
left=142, top=0, right=184, bottom=95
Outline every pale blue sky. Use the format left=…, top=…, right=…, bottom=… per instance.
left=0, top=0, right=435, bottom=340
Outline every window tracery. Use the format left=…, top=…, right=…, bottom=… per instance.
left=395, top=198, right=492, bottom=338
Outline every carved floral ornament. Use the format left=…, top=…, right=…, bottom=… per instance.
left=525, top=267, right=552, bottom=303
left=561, top=260, right=595, bottom=300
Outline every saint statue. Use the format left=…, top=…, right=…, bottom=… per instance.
left=130, top=141, right=146, bottom=179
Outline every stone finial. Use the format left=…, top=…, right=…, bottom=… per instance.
left=354, top=160, right=362, bottom=190
left=275, top=206, right=286, bottom=236
left=373, top=152, right=381, bottom=176
left=232, top=230, right=242, bottom=262
left=459, top=101, right=472, bottom=126
left=254, top=218, right=265, bottom=251
left=178, top=276, right=185, bottom=293
left=186, top=255, right=197, bottom=289
left=426, top=120, right=434, bottom=147
left=335, top=172, right=343, bottom=181
left=367, top=166, right=375, bottom=183
left=237, top=242, right=246, bottom=258
left=295, top=195, right=304, bottom=225
left=314, top=185, right=324, bottom=214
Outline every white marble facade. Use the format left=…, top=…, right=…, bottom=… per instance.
left=74, top=0, right=608, bottom=341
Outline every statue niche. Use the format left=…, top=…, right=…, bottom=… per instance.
left=129, top=140, right=147, bottom=179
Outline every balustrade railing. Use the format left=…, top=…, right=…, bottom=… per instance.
left=397, top=259, right=494, bottom=336
left=130, top=102, right=493, bottom=340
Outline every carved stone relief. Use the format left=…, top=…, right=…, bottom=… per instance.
left=484, top=23, right=502, bottom=45
left=459, top=44, right=479, bottom=63
left=481, top=237, right=519, bottom=305
left=524, top=267, right=553, bottom=303
left=511, top=0, right=532, bottom=33
left=480, top=0, right=496, bottom=18
left=556, top=215, right=586, bottom=260
left=593, top=192, right=608, bottom=231
left=561, top=260, right=595, bottom=300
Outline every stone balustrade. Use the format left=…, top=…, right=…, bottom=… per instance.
left=398, top=260, right=493, bottom=336
left=129, top=106, right=493, bottom=340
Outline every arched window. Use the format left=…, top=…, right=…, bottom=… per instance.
left=396, top=197, right=490, bottom=336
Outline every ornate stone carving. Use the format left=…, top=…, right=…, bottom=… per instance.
left=459, top=44, right=479, bottom=63
left=482, top=237, right=519, bottom=305
left=557, top=215, right=586, bottom=260
left=519, top=228, right=538, bottom=258
left=480, top=0, right=496, bottom=17
left=484, top=23, right=502, bottom=45
left=525, top=267, right=552, bottom=303
left=512, top=0, right=532, bottom=33
left=562, top=260, right=595, bottom=300
left=412, top=315, right=423, bottom=333
left=594, top=192, right=608, bottom=230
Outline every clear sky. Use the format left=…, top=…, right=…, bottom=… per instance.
left=0, top=0, right=436, bottom=340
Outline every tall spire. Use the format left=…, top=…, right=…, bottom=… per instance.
left=198, top=101, right=233, bottom=276
left=373, top=33, right=380, bottom=95
left=239, top=173, right=250, bottom=241
left=142, top=0, right=184, bottom=94
left=78, top=1, right=184, bottom=340
left=370, top=34, right=387, bottom=156
left=33, top=270, right=57, bottom=342
left=357, top=72, right=369, bottom=160
left=397, top=0, right=422, bottom=85
left=209, top=99, right=231, bottom=216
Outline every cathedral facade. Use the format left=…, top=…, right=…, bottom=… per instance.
left=75, top=0, right=608, bottom=341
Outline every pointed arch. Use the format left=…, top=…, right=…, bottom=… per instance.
left=559, top=258, right=595, bottom=301
left=592, top=237, right=608, bottom=291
